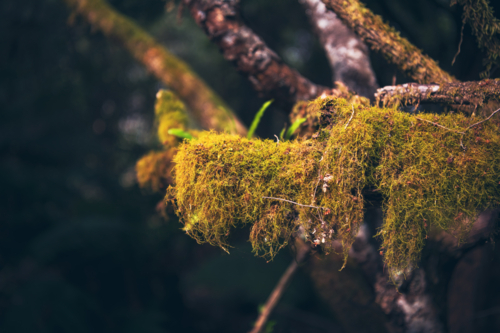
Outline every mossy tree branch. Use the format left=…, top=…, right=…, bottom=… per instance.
left=375, top=79, right=500, bottom=112
left=182, top=0, right=333, bottom=107
left=321, top=0, right=457, bottom=84
left=63, top=0, right=247, bottom=135
left=300, top=0, right=378, bottom=98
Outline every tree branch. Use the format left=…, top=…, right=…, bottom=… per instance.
left=62, top=0, right=247, bottom=135
left=321, top=0, right=456, bottom=84
left=182, top=0, right=332, bottom=106
left=375, top=79, right=500, bottom=111
left=249, top=240, right=310, bottom=333
left=300, top=0, right=378, bottom=98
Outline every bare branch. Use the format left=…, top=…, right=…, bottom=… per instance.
left=321, top=0, right=456, bottom=84
left=63, top=0, right=247, bottom=135
left=249, top=241, right=310, bottom=333
left=300, top=0, right=378, bottom=98
left=182, top=0, right=332, bottom=106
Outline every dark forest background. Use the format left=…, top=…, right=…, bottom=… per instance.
left=1, top=0, right=499, bottom=332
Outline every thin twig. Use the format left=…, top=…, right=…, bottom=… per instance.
left=466, top=107, right=500, bottom=131
left=249, top=241, right=310, bottom=333
left=262, top=196, right=329, bottom=210
left=415, top=107, right=500, bottom=150
left=415, top=117, right=465, bottom=135
left=345, top=104, right=355, bottom=129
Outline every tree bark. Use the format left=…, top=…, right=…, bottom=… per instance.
left=375, top=79, right=500, bottom=115
left=300, top=0, right=378, bottom=99
left=320, top=0, right=456, bottom=84
left=182, top=0, right=331, bottom=107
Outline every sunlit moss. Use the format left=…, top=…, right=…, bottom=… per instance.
left=170, top=97, right=500, bottom=272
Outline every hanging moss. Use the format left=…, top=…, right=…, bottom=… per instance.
left=170, top=97, right=500, bottom=273
left=136, top=149, right=177, bottom=192
left=452, top=0, right=500, bottom=78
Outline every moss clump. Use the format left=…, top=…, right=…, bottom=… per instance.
left=155, top=90, right=190, bottom=147
left=170, top=97, right=500, bottom=272
left=136, top=149, right=176, bottom=192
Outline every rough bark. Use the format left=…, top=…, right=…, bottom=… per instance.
left=300, top=0, right=378, bottom=99
left=63, top=0, right=247, bottom=135
left=309, top=208, right=498, bottom=333
left=320, top=0, right=456, bottom=84
left=375, top=79, right=500, bottom=114
left=182, top=0, right=331, bottom=107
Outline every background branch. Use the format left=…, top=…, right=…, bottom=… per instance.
left=300, top=0, right=378, bottom=98
left=182, top=0, right=332, bottom=107
left=321, top=0, right=456, bottom=84
left=63, top=0, right=247, bottom=135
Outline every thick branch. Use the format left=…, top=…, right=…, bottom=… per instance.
left=375, top=79, right=500, bottom=111
left=63, top=0, right=247, bottom=135
left=300, top=0, right=378, bottom=98
left=182, top=0, right=331, bottom=106
left=321, top=0, right=456, bottom=84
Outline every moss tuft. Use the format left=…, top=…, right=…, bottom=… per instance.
left=155, top=90, right=190, bottom=147
left=170, top=97, right=500, bottom=272
left=136, top=149, right=176, bottom=192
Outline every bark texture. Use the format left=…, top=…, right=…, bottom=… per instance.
left=321, top=0, right=456, bottom=84
left=309, top=208, right=498, bottom=333
left=375, top=79, right=500, bottom=113
left=182, top=0, right=331, bottom=106
left=63, top=0, right=247, bottom=135
left=300, top=0, right=378, bottom=98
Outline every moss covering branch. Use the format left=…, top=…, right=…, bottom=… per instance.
left=321, top=0, right=456, bottom=84
left=375, top=79, right=500, bottom=112
left=136, top=90, right=199, bottom=192
left=452, top=0, right=500, bottom=78
left=63, top=0, right=246, bottom=135
left=170, top=97, right=500, bottom=272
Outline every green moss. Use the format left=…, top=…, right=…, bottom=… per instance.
left=170, top=97, right=500, bottom=273
left=136, top=149, right=176, bottom=192
left=155, top=90, right=190, bottom=147
left=324, top=0, right=455, bottom=84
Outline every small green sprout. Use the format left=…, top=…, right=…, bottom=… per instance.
left=168, top=128, right=194, bottom=140
left=248, top=99, right=274, bottom=139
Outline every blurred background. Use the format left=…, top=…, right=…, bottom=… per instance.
left=1, top=0, right=499, bottom=332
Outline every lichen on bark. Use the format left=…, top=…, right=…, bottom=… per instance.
left=170, top=96, right=500, bottom=273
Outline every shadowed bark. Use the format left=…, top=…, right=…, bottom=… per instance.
left=309, top=208, right=498, bottom=333
left=182, top=0, right=332, bottom=107
left=300, top=0, right=378, bottom=98
left=63, top=0, right=247, bottom=135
